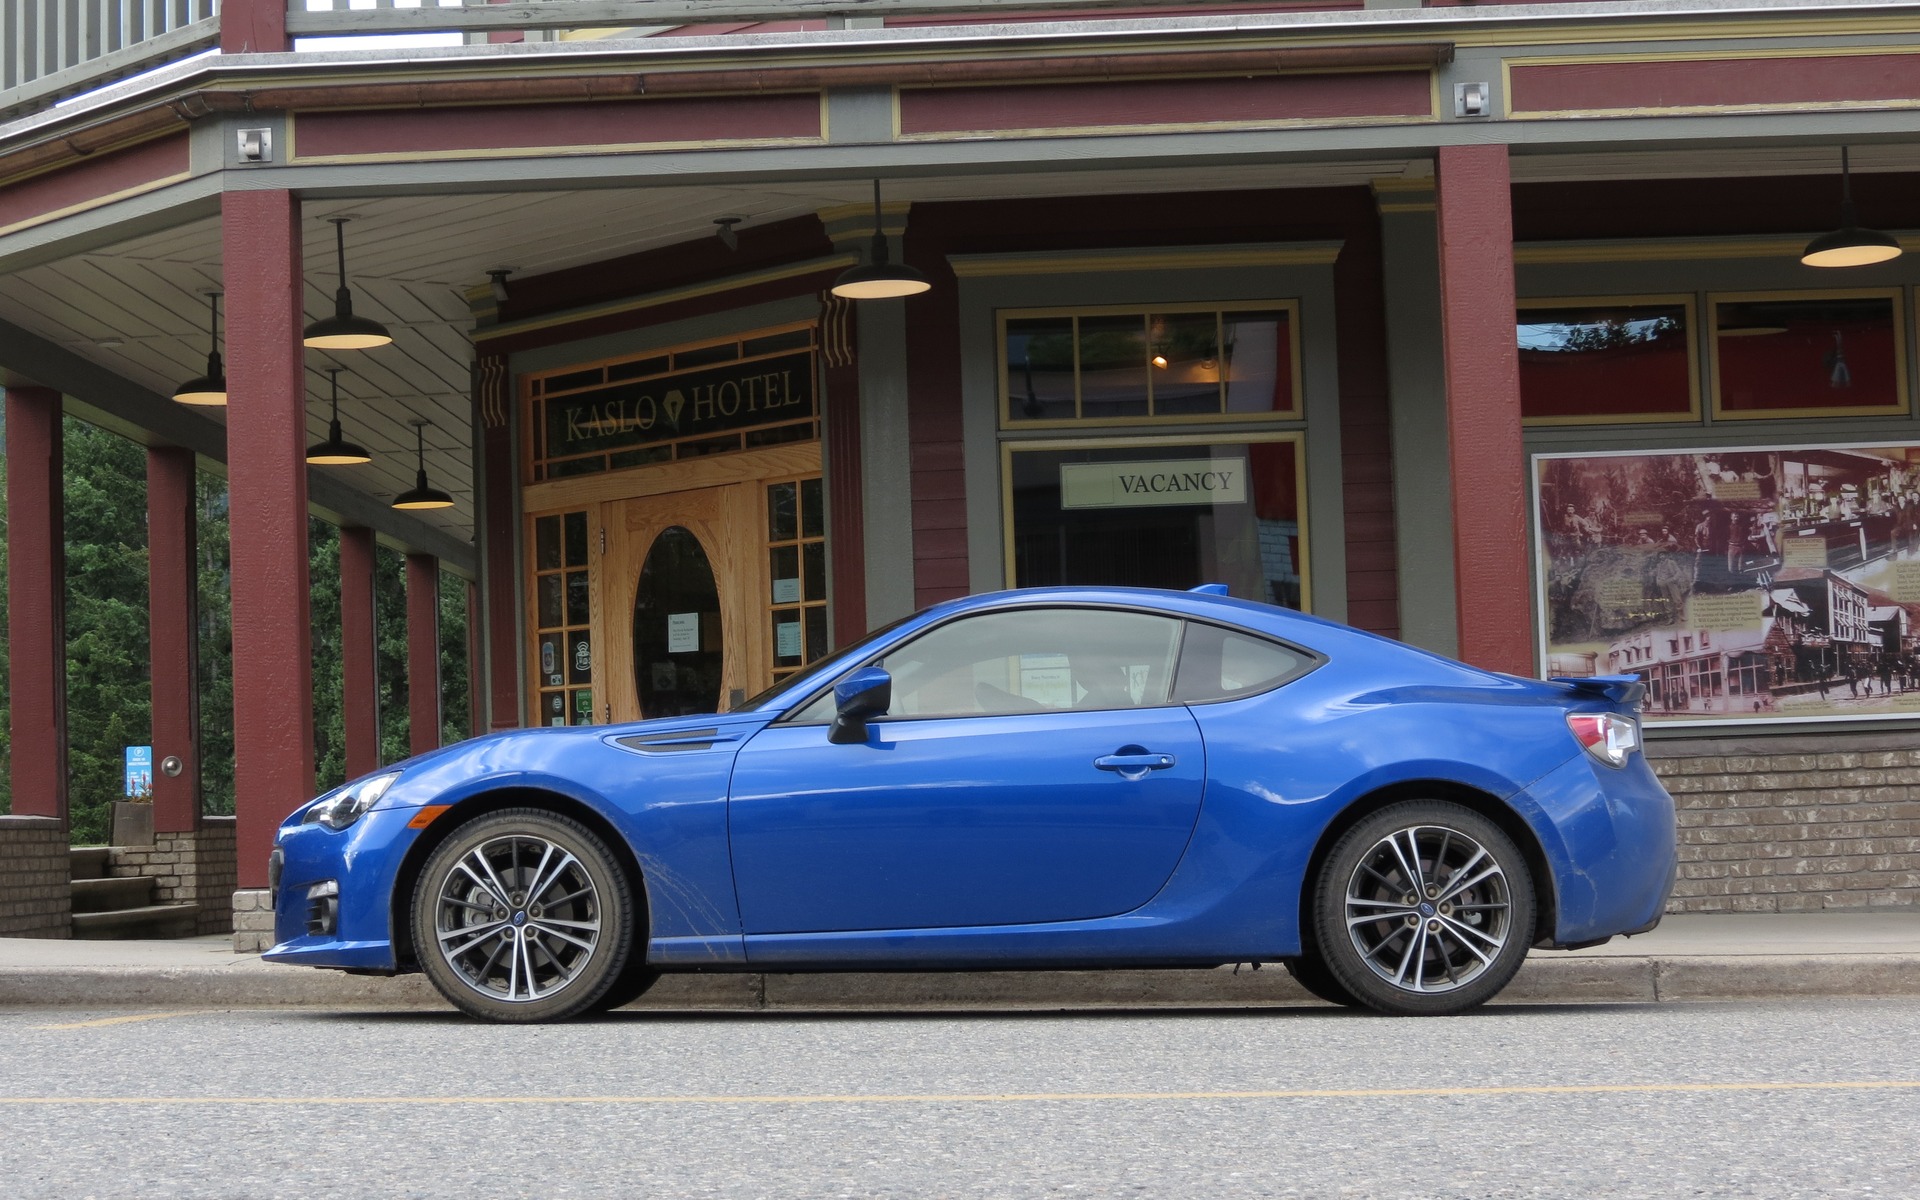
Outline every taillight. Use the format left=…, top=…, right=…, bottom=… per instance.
left=1567, top=712, right=1639, bottom=768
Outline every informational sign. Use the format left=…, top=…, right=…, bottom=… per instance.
left=124, top=745, right=153, bottom=798
left=545, top=351, right=816, bottom=460
left=1059, top=458, right=1248, bottom=510
left=772, top=577, right=801, bottom=604
left=1535, top=441, right=1920, bottom=726
left=775, top=621, right=802, bottom=659
left=668, top=612, right=700, bottom=653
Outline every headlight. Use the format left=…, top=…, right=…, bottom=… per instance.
left=303, top=772, right=401, bottom=831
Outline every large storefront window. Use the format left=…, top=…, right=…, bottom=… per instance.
left=1006, top=435, right=1306, bottom=609
left=1518, top=297, right=1698, bottom=425
left=1711, top=291, right=1907, bottom=419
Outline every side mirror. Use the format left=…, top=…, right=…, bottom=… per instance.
left=828, top=667, right=892, bottom=745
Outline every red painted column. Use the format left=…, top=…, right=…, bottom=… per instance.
left=146, top=446, right=201, bottom=833
left=223, top=189, right=315, bottom=887
left=219, top=0, right=289, bottom=53
left=821, top=291, right=868, bottom=648
left=1436, top=145, right=1533, bottom=677
left=339, top=526, right=381, bottom=779
left=406, top=553, right=442, bottom=756
left=4, top=386, right=67, bottom=825
left=466, top=580, right=483, bottom=739
left=476, top=353, right=521, bottom=731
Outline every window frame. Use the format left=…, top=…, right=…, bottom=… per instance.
left=1516, top=293, right=1702, bottom=428
left=1708, top=287, right=1911, bottom=421
left=997, top=300, right=1305, bottom=429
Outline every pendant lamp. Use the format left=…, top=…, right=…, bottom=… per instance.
left=304, top=218, right=394, bottom=349
left=1801, top=148, right=1903, bottom=268
left=393, top=418, right=454, bottom=510
left=831, top=180, right=930, bottom=300
left=173, top=292, right=228, bottom=405
left=306, top=368, right=372, bottom=465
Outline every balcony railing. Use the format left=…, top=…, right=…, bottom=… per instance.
left=3, top=0, right=219, bottom=118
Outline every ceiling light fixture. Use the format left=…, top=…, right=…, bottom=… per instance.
left=1801, top=147, right=1903, bottom=269
left=306, top=368, right=372, bottom=466
left=173, top=291, right=228, bottom=406
left=486, top=268, right=513, bottom=304
left=393, top=418, right=454, bottom=510
left=304, top=218, right=394, bottom=349
left=831, top=180, right=930, bottom=301
left=714, top=217, right=742, bottom=251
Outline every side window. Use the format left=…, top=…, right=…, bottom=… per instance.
left=794, top=607, right=1183, bottom=722
left=1172, top=622, right=1308, bottom=703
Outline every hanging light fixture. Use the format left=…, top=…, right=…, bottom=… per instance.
left=1801, top=148, right=1903, bottom=268
left=304, top=218, right=394, bottom=349
left=173, top=291, right=228, bottom=405
left=831, top=180, right=930, bottom=300
left=306, top=368, right=372, bottom=466
left=393, top=418, right=454, bottom=510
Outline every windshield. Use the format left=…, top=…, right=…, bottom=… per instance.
left=737, top=611, right=919, bottom=712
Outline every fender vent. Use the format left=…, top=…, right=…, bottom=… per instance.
left=616, top=728, right=720, bottom=753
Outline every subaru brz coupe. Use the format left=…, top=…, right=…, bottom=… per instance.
left=266, top=586, right=1676, bottom=1022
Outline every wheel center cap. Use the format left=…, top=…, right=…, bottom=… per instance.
left=1417, top=901, right=1437, bottom=918
left=512, top=910, right=528, bottom=926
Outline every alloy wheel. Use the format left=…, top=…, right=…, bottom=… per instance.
left=430, top=833, right=604, bottom=1004
left=1342, top=823, right=1514, bottom=995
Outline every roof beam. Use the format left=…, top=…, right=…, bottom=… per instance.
left=0, top=314, right=476, bottom=574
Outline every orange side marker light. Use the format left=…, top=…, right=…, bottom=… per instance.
left=406, top=805, right=451, bottom=830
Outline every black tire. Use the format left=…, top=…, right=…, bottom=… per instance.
left=412, top=808, right=636, bottom=1023
left=1311, top=801, right=1536, bottom=1016
left=1285, top=950, right=1362, bottom=1008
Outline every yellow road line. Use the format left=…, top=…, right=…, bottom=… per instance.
left=33, top=1012, right=192, bottom=1031
left=1, top=1080, right=1917, bottom=1106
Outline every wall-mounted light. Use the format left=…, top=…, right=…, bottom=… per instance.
left=714, top=217, right=742, bottom=251
left=304, top=218, right=394, bottom=349
left=831, top=180, right=931, bottom=301
left=172, top=291, right=228, bottom=406
left=307, top=368, right=372, bottom=466
left=1802, top=147, right=1903, bottom=268
left=393, top=418, right=454, bottom=510
left=486, top=268, right=513, bottom=304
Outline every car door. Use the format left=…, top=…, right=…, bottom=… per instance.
left=727, top=605, right=1206, bottom=934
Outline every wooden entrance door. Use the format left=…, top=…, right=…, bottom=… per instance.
left=601, top=484, right=768, bottom=723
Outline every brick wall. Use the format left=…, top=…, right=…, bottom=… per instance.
left=108, top=818, right=238, bottom=935
left=1649, top=730, right=1920, bottom=913
left=0, top=815, right=72, bottom=938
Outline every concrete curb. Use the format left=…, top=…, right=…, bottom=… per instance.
left=4, top=952, right=1919, bottom=1010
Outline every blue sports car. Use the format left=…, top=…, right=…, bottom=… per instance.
left=265, top=585, right=1676, bottom=1022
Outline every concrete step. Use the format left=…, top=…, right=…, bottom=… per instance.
left=71, top=904, right=199, bottom=940
left=69, top=846, right=112, bottom=881
left=70, top=875, right=154, bottom=914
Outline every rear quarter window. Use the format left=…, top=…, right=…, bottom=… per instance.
left=1172, top=621, right=1316, bottom=703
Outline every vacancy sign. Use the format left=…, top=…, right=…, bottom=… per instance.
left=1060, top=458, right=1248, bottom=509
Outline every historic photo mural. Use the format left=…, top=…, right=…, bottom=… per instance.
left=1534, top=443, right=1920, bottom=725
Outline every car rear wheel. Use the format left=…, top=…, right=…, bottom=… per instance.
left=412, top=808, right=636, bottom=1023
left=1311, top=801, right=1535, bottom=1016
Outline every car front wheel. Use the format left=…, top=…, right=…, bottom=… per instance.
left=1311, top=801, right=1536, bottom=1016
left=412, top=808, right=636, bottom=1023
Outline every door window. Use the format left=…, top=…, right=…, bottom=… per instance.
left=633, top=525, right=724, bottom=716
left=530, top=510, right=594, bottom=726
left=866, top=607, right=1182, bottom=719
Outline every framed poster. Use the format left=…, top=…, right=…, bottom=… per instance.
left=1534, top=442, right=1920, bottom=726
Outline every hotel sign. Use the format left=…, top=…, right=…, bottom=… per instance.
left=546, top=351, right=815, bottom=458
left=1059, top=458, right=1249, bottom=509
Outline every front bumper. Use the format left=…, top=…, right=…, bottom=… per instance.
left=260, top=804, right=423, bottom=972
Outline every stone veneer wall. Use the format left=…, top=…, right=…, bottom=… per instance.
left=108, top=817, right=238, bottom=936
left=0, top=815, right=72, bottom=938
left=232, top=889, right=275, bottom=953
left=1648, top=729, right=1920, bottom=913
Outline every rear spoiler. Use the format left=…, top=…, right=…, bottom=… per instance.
left=1549, top=675, right=1646, bottom=707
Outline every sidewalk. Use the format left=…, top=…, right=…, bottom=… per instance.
left=2, top=912, right=1917, bottom=1011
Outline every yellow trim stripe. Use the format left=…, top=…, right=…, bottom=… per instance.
left=3, top=1081, right=1919, bottom=1106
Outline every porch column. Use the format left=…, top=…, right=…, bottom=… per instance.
left=340, top=526, right=381, bottom=779
left=407, top=553, right=441, bottom=755
left=466, top=579, right=483, bottom=738
left=4, top=385, right=67, bottom=825
left=476, top=352, right=521, bottom=731
left=223, top=189, right=315, bottom=892
left=146, top=446, right=201, bottom=833
left=1435, top=145, right=1532, bottom=676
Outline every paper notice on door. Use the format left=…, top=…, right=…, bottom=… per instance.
left=772, top=577, right=801, bottom=604
left=668, top=612, right=700, bottom=653
left=776, top=621, right=802, bottom=659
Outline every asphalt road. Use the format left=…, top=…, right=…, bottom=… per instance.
left=3, top=998, right=1917, bottom=1198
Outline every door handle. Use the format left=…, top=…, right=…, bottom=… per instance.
left=1094, top=752, right=1175, bottom=773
